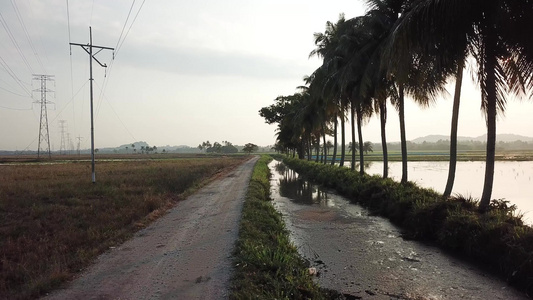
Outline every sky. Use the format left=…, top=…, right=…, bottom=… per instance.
left=1, top=0, right=532, bottom=151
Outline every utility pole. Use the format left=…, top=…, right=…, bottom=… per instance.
left=33, top=74, right=54, bottom=159
left=70, top=27, right=114, bottom=183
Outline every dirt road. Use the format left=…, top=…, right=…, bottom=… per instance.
left=44, top=156, right=258, bottom=300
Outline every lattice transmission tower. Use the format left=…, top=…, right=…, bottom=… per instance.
left=33, top=74, right=55, bottom=158
left=59, top=120, right=67, bottom=155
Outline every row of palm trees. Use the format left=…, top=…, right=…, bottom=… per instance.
left=261, top=0, right=533, bottom=211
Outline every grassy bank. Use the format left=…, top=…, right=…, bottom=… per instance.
left=231, top=155, right=333, bottom=299
left=0, top=156, right=246, bottom=299
left=284, top=156, right=533, bottom=295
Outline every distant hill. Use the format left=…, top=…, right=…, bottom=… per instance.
left=411, top=134, right=533, bottom=143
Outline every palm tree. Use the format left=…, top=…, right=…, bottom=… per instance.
left=387, top=0, right=533, bottom=210
left=310, top=14, right=352, bottom=168
left=363, top=0, right=411, bottom=183
left=443, top=60, right=465, bottom=198
left=341, top=9, right=399, bottom=178
left=363, top=141, right=374, bottom=154
left=365, top=0, right=448, bottom=184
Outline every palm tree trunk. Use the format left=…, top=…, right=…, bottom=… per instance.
left=322, top=124, right=327, bottom=164
left=357, top=108, right=364, bottom=175
left=398, top=84, right=408, bottom=184
left=340, top=114, right=346, bottom=167
left=315, top=137, right=320, bottom=163
left=480, top=44, right=498, bottom=212
left=350, top=105, right=356, bottom=171
left=331, top=114, right=338, bottom=166
left=443, top=61, right=464, bottom=198
left=307, top=136, right=312, bottom=161
left=379, top=99, right=388, bottom=178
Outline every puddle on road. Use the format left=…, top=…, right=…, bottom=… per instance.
left=269, top=160, right=528, bottom=300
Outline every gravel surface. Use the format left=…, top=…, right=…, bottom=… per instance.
left=44, top=156, right=258, bottom=300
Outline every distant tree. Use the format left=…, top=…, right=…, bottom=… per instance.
left=131, top=144, right=135, bottom=153
left=326, top=140, right=333, bottom=152
left=125, top=146, right=129, bottom=153
left=221, top=144, right=238, bottom=153
left=363, top=142, right=373, bottom=154
left=212, top=142, right=222, bottom=153
left=141, top=146, right=145, bottom=154
left=198, top=144, right=204, bottom=152
left=348, top=142, right=359, bottom=153
left=95, top=148, right=99, bottom=154
left=242, top=143, right=258, bottom=154
left=202, top=141, right=212, bottom=151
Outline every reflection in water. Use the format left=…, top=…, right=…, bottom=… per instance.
left=275, top=162, right=333, bottom=207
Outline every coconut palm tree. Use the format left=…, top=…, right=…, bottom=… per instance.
left=387, top=0, right=533, bottom=209
left=310, top=14, right=353, bottom=168
left=365, top=0, right=448, bottom=184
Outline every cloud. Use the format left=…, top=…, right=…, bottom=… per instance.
left=118, top=44, right=312, bottom=79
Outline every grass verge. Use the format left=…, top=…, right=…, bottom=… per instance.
left=283, top=156, right=533, bottom=296
left=230, top=155, right=338, bottom=299
left=0, top=156, right=246, bottom=300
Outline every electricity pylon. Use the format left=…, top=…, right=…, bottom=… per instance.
left=59, top=120, right=67, bottom=155
left=33, top=74, right=54, bottom=159
left=76, top=136, right=83, bottom=155
left=70, top=27, right=114, bottom=183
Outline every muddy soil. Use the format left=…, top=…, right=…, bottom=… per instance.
left=43, top=156, right=258, bottom=300
left=270, top=161, right=529, bottom=300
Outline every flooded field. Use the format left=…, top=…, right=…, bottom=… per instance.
left=270, top=161, right=529, bottom=299
left=363, top=161, right=533, bottom=223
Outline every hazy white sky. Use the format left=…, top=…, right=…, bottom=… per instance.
left=0, top=0, right=532, bottom=151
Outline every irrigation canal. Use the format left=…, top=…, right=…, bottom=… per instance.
left=269, top=160, right=528, bottom=300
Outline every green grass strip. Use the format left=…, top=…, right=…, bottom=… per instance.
left=230, top=155, right=332, bottom=299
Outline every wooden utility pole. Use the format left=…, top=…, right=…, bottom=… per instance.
left=70, top=27, right=114, bottom=183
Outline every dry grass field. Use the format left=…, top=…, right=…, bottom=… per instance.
left=0, top=155, right=247, bottom=299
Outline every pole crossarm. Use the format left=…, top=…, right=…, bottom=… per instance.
left=69, top=42, right=114, bottom=50
left=69, top=43, right=114, bottom=67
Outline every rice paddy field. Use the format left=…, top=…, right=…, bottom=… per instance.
left=0, top=154, right=247, bottom=299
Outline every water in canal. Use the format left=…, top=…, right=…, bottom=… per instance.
left=269, top=160, right=528, bottom=300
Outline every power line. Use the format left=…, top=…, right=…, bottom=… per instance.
left=93, top=79, right=137, bottom=142
left=96, top=0, right=145, bottom=116
left=0, top=104, right=32, bottom=110
left=0, top=54, right=32, bottom=96
left=66, top=0, right=76, bottom=140
left=115, top=0, right=136, bottom=50
left=0, top=76, right=31, bottom=97
left=10, top=0, right=46, bottom=73
left=0, top=85, right=30, bottom=97
left=115, top=0, right=146, bottom=57
left=49, top=80, right=88, bottom=124
left=0, top=11, right=34, bottom=74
